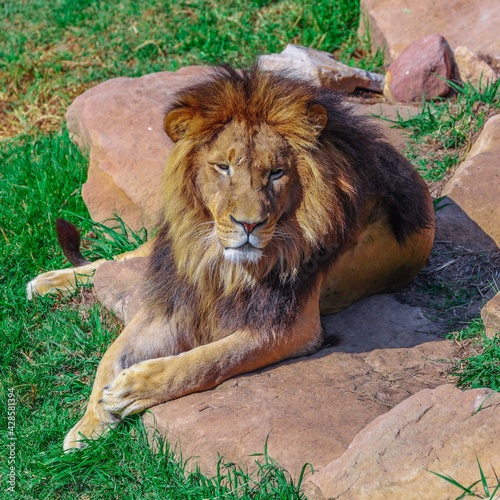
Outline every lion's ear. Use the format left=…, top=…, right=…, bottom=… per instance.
left=308, top=103, right=328, bottom=133
left=164, top=107, right=196, bottom=142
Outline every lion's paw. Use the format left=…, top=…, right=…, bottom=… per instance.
left=100, top=362, right=158, bottom=418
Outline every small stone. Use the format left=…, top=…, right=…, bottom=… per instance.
left=481, top=292, right=500, bottom=338
left=384, top=34, right=454, bottom=103
left=259, top=44, right=384, bottom=93
left=454, top=46, right=498, bottom=88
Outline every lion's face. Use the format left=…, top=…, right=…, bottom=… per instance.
left=162, top=68, right=337, bottom=282
left=195, top=121, right=301, bottom=264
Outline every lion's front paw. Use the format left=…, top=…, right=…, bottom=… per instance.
left=100, top=361, right=159, bottom=418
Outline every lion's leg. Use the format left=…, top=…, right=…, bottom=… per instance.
left=27, top=239, right=155, bottom=299
left=99, top=288, right=322, bottom=421
left=63, top=306, right=187, bottom=450
left=100, top=328, right=321, bottom=420
left=64, top=284, right=323, bottom=449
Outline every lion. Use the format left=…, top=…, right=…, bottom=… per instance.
left=28, top=66, right=435, bottom=450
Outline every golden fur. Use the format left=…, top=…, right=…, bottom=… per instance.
left=27, top=66, right=434, bottom=450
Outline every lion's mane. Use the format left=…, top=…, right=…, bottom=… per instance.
left=145, top=66, right=432, bottom=344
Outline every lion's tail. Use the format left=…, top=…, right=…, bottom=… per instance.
left=56, top=218, right=92, bottom=267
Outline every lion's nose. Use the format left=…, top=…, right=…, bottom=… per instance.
left=241, top=221, right=258, bottom=234
left=230, top=216, right=268, bottom=235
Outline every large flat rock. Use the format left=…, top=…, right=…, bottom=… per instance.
left=359, top=0, right=500, bottom=63
left=303, top=385, right=500, bottom=499
left=93, top=257, right=457, bottom=478
left=143, top=295, right=453, bottom=477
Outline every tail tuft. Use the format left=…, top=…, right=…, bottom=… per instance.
left=56, top=218, right=91, bottom=267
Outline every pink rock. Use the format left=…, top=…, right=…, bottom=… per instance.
left=434, top=198, right=498, bottom=251
left=436, top=114, right=500, bottom=249
left=384, top=34, right=454, bottom=103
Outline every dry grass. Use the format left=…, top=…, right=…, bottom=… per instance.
left=396, top=242, right=500, bottom=332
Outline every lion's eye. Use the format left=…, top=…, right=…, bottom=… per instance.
left=214, top=163, right=230, bottom=175
left=269, top=169, right=284, bottom=181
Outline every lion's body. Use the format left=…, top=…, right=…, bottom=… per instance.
left=28, top=67, right=434, bottom=449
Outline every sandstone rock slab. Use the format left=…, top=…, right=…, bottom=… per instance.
left=434, top=198, right=498, bottom=251
left=303, top=385, right=500, bottom=500
left=435, top=114, right=500, bottom=249
left=481, top=292, right=500, bottom=338
left=259, top=44, right=384, bottom=93
left=384, top=34, right=454, bottom=103
left=66, top=66, right=211, bottom=233
left=142, top=295, right=452, bottom=478
left=359, top=0, right=500, bottom=63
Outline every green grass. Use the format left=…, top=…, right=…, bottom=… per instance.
left=71, top=215, right=150, bottom=261
left=1, top=0, right=379, bottom=137
left=30, top=423, right=309, bottom=498
left=448, top=319, right=500, bottom=391
left=385, top=79, right=500, bottom=182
